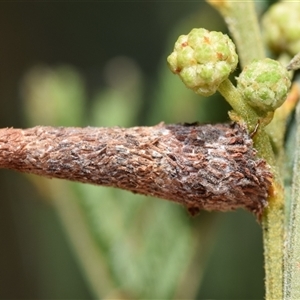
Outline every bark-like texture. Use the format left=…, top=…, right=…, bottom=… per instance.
left=0, top=122, right=272, bottom=217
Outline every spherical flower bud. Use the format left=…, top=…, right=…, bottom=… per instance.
left=262, top=2, right=300, bottom=56
left=167, top=28, right=238, bottom=96
left=236, top=58, right=291, bottom=113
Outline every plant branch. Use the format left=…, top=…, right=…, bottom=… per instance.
left=0, top=123, right=272, bottom=217
left=218, top=79, right=259, bottom=130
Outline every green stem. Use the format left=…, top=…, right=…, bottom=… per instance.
left=262, top=192, right=284, bottom=300
left=206, top=0, right=265, bottom=67
left=218, top=79, right=259, bottom=130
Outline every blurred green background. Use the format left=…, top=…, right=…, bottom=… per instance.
left=0, top=2, right=271, bottom=299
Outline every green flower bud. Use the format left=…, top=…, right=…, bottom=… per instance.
left=262, top=2, right=300, bottom=56
left=167, top=28, right=238, bottom=96
left=236, top=58, right=291, bottom=113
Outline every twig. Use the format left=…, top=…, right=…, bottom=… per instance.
left=0, top=122, right=272, bottom=217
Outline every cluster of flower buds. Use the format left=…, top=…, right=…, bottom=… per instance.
left=167, top=27, right=292, bottom=115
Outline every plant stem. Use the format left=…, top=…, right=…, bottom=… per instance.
left=262, top=188, right=284, bottom=300
left=218, top=79, right=259, bottom=130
